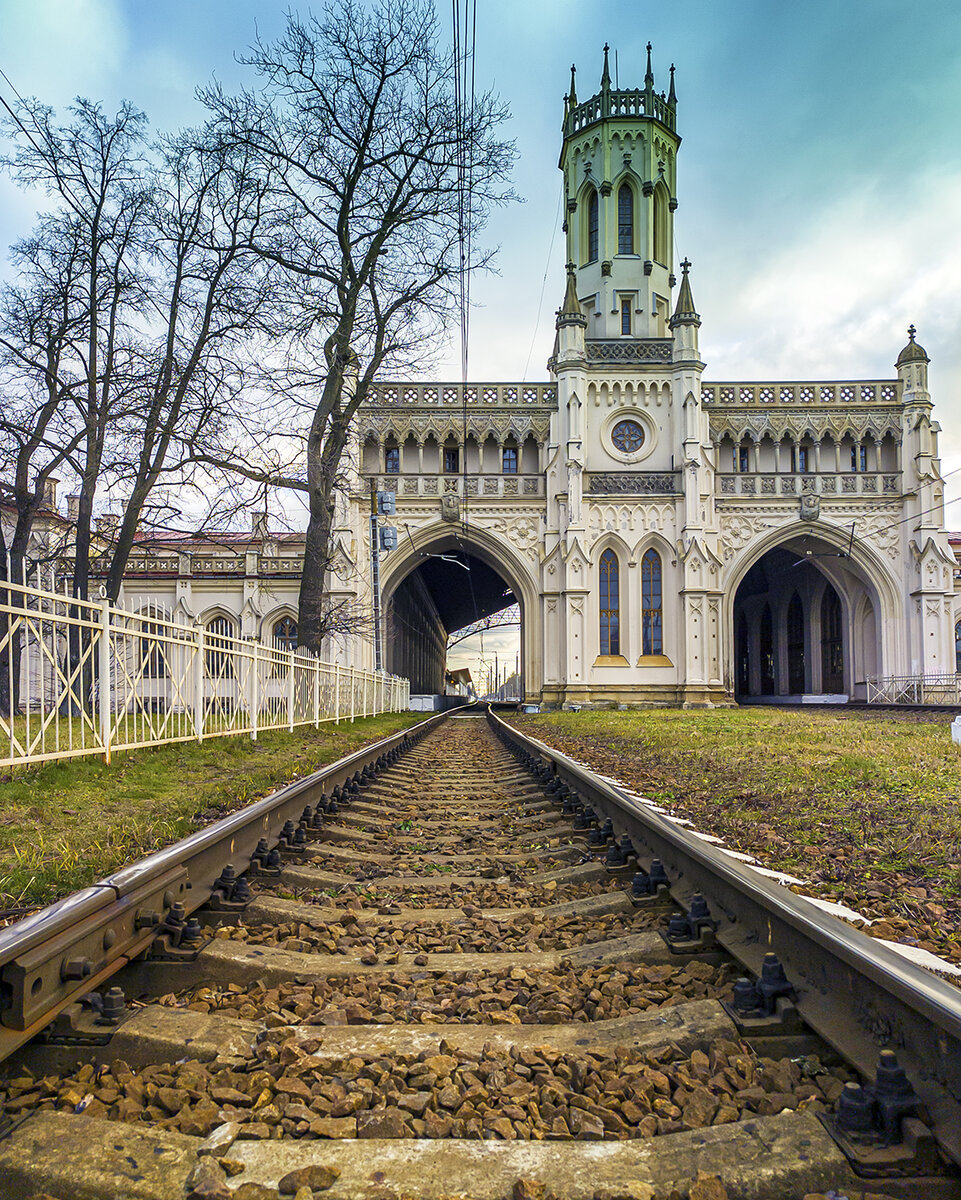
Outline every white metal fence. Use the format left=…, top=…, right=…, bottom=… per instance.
left=866, top=673, right=961, bottom=705
left=0, top=576, right=410, bottom=767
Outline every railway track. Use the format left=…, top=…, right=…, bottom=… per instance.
left=0, top=708, right=957, bottom=1199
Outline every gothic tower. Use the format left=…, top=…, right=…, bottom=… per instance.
left=559, top=43, right=680, bottom=340
left=545, top=45, right=721, bottom=707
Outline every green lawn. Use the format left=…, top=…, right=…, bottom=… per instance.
left=514, top=708, right=961, bottom=963
left=0, top=713, right=423, bottom=912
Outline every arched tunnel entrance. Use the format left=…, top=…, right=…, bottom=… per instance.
left=731, top=534, right=883, bottom=703
left=384, top=533, right=523, bottom=702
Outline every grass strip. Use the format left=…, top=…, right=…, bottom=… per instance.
left=0, top=713, right=423, bottom=912
left=515, top=708, right=961, bottom=965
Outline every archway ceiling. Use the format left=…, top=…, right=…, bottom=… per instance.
left=404, top=554, right=516, bottom=634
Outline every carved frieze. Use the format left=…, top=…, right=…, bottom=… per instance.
left=588, top=472, right=678, bottom=495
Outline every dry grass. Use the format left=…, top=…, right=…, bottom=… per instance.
left=0, top=713, right=423, bottom=913
left=514, top=707, right=961, bottom=964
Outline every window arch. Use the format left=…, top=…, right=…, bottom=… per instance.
left=599, top=549, right=620, bottom=656
left=273, top=615, right=298, bottom=652
left=586, top=188, right=599, bottom=263
left=617, top=183, right=634, bottom=255
left=956, top=620, right=961, bottom=673
left=641, top=549, right=662, bottom=655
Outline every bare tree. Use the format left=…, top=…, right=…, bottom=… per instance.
left=202, top=0, right=515, bottom=650
left=99, top=127, right=277, bottom=600
left=0, top=215, right=89, bottom=589
left=1, top=97, right=281, bottom=602
left=1, top=97, right=152, bottom=603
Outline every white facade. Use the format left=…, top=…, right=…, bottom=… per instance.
left=348, top=50, right=958, bottom=707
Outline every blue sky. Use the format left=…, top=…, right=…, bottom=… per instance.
left=2, top=0, right=960, bottom=681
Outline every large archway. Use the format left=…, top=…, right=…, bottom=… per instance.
left=380, top=523, right=540, bottom=703
left=727, top=526, right=897, bottom=702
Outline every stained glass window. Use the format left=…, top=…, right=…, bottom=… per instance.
left=641, top=549, right=662, bottom=656
left=599, top=549, right=620, bottom=656
left=612, top=420, right=644, bottom=453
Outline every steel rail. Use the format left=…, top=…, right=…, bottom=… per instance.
left=488, top=708, right=961, bottom=1168
left=0, top=708, right=452, bottom=1062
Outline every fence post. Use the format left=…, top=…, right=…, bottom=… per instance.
left=350, top=666, right=356, bottom=723
left=194, top=626, right=205, bottom=742
left=288, top=649, right=296, bottom=732
left=98, top=599, right=112, bottom=764
left=313, top=655, right=320, bottom=728
left=250, top=640, right=258, bottom=742
left=333, top=663, right=341, bottom=724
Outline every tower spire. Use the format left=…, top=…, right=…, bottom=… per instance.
left=668, top=63, right=676, bottom=107
left=645, top=42, right=654, bottom=93
left=670, top=259, right=700, bottom=328
left=568, top=63, right=577, bottom=108
left=558, top=261, right=584, bottom=322
left=601, top=43, right=611, bottom=90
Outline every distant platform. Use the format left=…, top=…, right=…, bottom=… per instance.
left=742, top=694, right=849, bottom=706
left=409, top=694, right=471, bottom=712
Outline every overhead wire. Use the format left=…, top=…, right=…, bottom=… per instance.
left=451, top=0, right=481, bottom=636
left=523, top=180, right=564, bottom=382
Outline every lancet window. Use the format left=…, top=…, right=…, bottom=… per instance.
left=599, top=549, right=620, bottom=656
left=641, top=549, right=662, bottom=655
left=617, top=183, right=634, bottom=254
left=587, top=189, right=599, bottom=263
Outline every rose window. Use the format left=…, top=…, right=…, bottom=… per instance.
left=611, top=419, right=645, bottom=453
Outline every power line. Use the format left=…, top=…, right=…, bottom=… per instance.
left=523, top=179, right=563, bottom=382
left=451, top=0, right=480, bottom=632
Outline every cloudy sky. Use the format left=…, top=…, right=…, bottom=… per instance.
left=2, top=0, right=960, bottom=686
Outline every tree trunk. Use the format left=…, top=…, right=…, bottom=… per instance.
left=298, top=422, right=348, bottom=652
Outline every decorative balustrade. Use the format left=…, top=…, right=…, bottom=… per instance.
left=703, top=381, right=900, bottom=407
left=364, top=383, right=557, bottom=408
left=565, top=87, right=676, bottom=135
left=718, top=472, right=900, bottom=498
left=367, top=473, right=545, bottom=499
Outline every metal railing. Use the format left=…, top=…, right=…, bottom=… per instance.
left=866, top=673, right=961, bottom=705
left=0, top=576, right=410, bottom=767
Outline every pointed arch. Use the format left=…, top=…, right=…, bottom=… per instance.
left=599, top=548, right=620, bottom=656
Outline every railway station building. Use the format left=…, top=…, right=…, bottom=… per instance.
left=32, top=50, right=958, bottom=709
